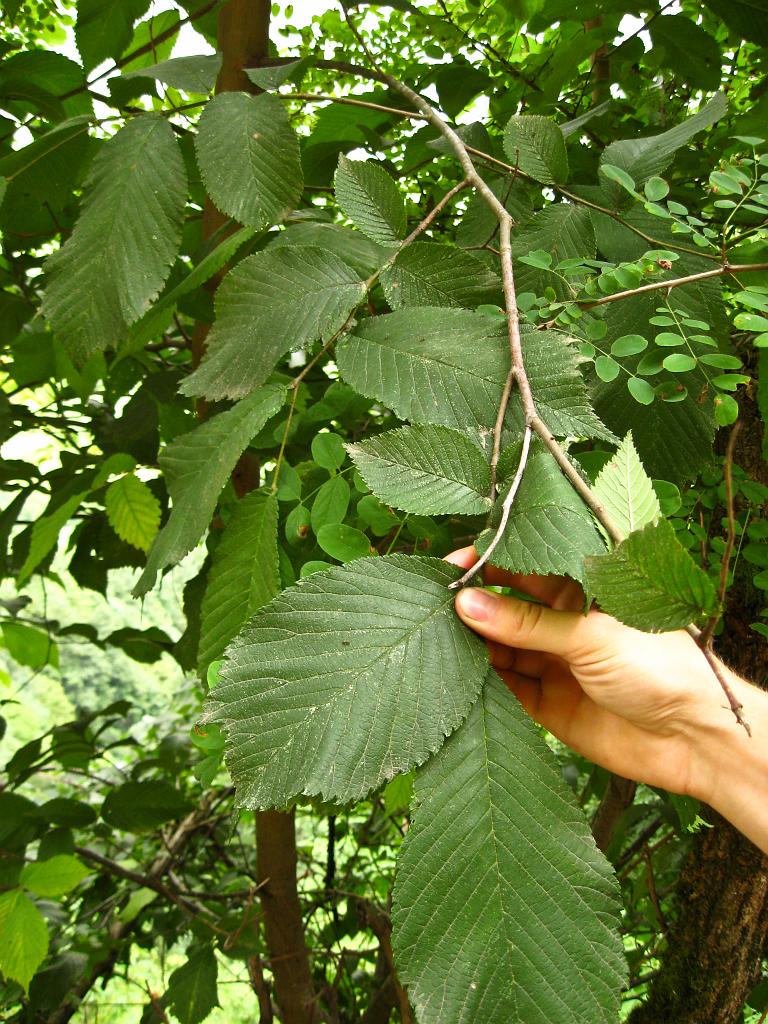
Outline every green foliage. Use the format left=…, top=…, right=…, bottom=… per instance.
left=393, top=672, right=626, bottom=1024
left=2, top=1, right=767, bottom=1021
left=585, top=521, right=719, bottom=631
left=41, top=114, right=187, bottom=363
left=206, top=556, right=488, bottom=807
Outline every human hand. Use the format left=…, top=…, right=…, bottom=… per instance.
left=446, top=546, right=749, bottom=804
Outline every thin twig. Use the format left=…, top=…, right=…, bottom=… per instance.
left=699, top=421, right=742, bottom=647
left=685, top=626, right=751, bottom=735
left=282, top=92, right=424, bottom=120
left=579, top=264, right=768, bottom=309
left=451, top=427, right=532, bottom=588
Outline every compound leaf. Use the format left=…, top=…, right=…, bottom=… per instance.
left=195, top=91, right=302, bottom=228
left=41, top=115, right=186, bottom=363
left=584, top=519, right=719, bottom=631
left=105, top=474, right=161, bottom=552
left=477, top=450, right=605, bottom=581
left=180, top=247, right=365, bottom=400
left=347, top=424, right=492, bottom=515
left=381, top=241, right=501, bottom=309
left=392, top=671, right=626, bottom=1024
left=134, top=385, right=285, bottom=596
left=503, top=114, right=569, bottom=185
left=593, top=433, right=660, bottom=538
left=197, top=491, right=280, bottom=676
left=0, top=890, right=48, bottom=993
left=334, top=155, right=406, bottom=245
left=206, top=555, right=488, bottom=808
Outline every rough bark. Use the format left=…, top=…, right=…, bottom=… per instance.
left=630, top=355, right=768, bottom=1024
left=257, top=810, right=318, bottom=1024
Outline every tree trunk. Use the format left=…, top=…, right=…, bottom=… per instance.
left=630, top=357, right=768, bottom=1024
left=257, top=811, right=318, bottom=1024
left=199, top=4, right=317, bottom=1021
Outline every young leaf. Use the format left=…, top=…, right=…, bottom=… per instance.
left=347, top=424, right=492, bottom=515
left=41, top=115, right=187, bottom=363
left=476, top=451, right=605, bottom=581
left=197, top=491, right=280, bottom=677
left=337, top=309, right=615, bottom=441
left=134, top=385, right=285, bottom=596
left=584, top=519, right=719, bottom=631
left=381, top=241, right=501, bottom=309
left=0, top=890, right=49, bottom=993
left=166, top=945, right=219, bottom=1024
left=311, top=477, right=351, bottom=533
left=180, top=247, right=366, bottom=400
left=503, top=114, right=569, bottom=185
left=593, top=433, right=660, bottom=537
left=195, top=91, right=303, bottom=228
left=205, top=555, right=488, bottom=808
left=20, top=855, right=90, bottom=898
left=392, top=671, right=626, bottom=1024
left=334, top=155, right=407, bottom=245
left=105, top=474, right=161, bottom=552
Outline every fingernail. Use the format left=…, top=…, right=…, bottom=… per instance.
left=443, top=552, right=465, bottom=566
left=456, top=588, right=498, bottom=622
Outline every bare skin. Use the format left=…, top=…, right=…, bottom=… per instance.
left=446, top=546, right=768, bottom=855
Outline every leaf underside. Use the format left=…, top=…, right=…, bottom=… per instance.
left=392, top=671, right=627, bottom=1024
left=347, top=424, right=492, bottom=515
left=477, top=450, right=606, bottom=581
left=205, top=555, right=488, bottom=808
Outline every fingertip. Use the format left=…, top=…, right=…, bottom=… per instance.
left=444, top=545, right=478, bottom=569
left=455, top=587, right=499, bottom=623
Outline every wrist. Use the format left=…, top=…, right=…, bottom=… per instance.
left=685, top=673, right=768, bottom=810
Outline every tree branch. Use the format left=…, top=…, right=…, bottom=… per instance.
left=579, top=263, right=768, bottom=309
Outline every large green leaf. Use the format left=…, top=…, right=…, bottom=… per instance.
left=20, top=855, right=90, bottom=898
left=206, top=555, right=488, bottom=807
left=197, top=491, right=280, bottom=676
left=17, top=490, right=89, bottom=587
left=101, top=780, right=193, bottom=832
left=134, top=385, right=285, bottom=595
left=347, top=424, right=492, bottom=515
left=476, top=449, right=605, bottom=581
left=195, top=91, right=303, bottom=228
left=75, top=0, right=151, bottom=71
left=0, top=890, right=48, bottom=993
left=592, top=433, right=660, bottom=538
left=337, top=308, right=614, bottom=441
left=268, top=222, right=391, bottom=277
left=121, top=54, right=222, bottom=93
left=381, top=241, right=501, bottom=309
left=166, top=946, right=219, bottom=1024
left=600, top=93, right=726, bottom=186
left=180, top=247, right=366, bottom=400
left=334, top=155, right=407, bottom=245
left=503, top=114, right=569, bottom=185
left=703, top=0, right=768, bottom=44
left=392, top=671, right=626, bottom=1024
left=41, top=115, right=186, bottom=363
left=649, top=15, right=722, bottom=91
left=584, top=520, right=719, bottom=631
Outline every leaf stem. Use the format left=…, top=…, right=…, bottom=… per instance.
left=450, top=426, right=532, bottom=588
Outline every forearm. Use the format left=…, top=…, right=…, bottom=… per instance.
left=689, top=676, right=768, bottom=854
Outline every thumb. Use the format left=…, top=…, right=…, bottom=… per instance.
left=454, top=587, right=589, bottom=659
